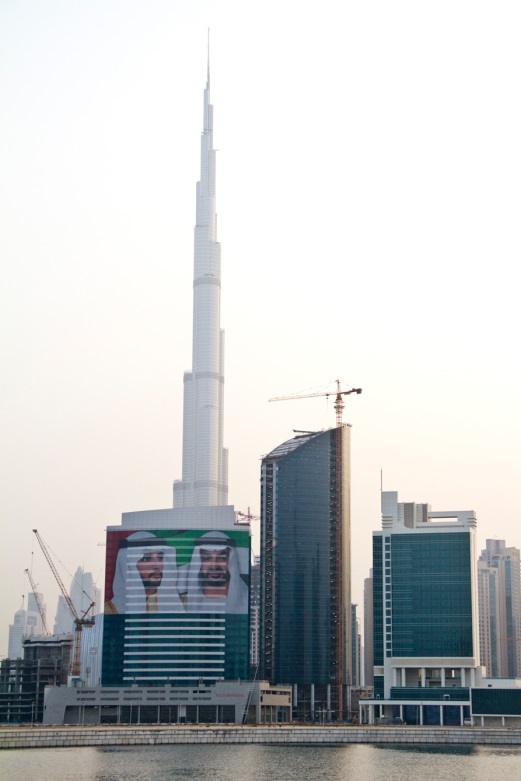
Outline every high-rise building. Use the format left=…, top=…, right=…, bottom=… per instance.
left=249, top=555, right=260, bottom=674
left=101, top=62, right=250, bottom=689
left=363, top=572, right=374, bottom=686
left=351, top=604, right=361, bottom=686
left=54, top=567, right=101, bottom=635
left=8, top=593, right=47, bottom=659
left=477, top=558, right=501, bottom=678
left=173, top=58, right=228, bottom=509
left=363, top=491, right=481, bottom=726
left=259, top=427, right=351, bottom=721
left=478, top=539, right=521, bottom=678
left=102, top=508, right=250, bottom=686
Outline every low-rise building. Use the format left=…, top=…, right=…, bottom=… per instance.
left=43, top=680, right=291, bottom=725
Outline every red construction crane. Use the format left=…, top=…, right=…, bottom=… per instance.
left=269, top=379, right=362, bottom=427
left=24, top=568, right=51, bottom=636
left=32, top=529, right=95, bottom=678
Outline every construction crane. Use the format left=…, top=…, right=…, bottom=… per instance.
left=24, top=568, right=51, bottom=636
left=269, top=379, right=362, bottom=427
left=32, top=529, right=95, bottom=678
left=236, top=507, right=260, bottom=524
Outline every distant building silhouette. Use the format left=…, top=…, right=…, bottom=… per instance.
left=8, top=592, right=47, bottom=659
left=478, top=539, right=521, bottom=678
left=363, top=572, right=374, bottom=686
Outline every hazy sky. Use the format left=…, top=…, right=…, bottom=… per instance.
left=1, top=1, right=520, bottom=657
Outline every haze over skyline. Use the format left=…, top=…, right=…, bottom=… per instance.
left=1, top=1, right=520, bottom=657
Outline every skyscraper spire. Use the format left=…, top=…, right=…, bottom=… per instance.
left=173, top=59, right=228, bottom=508
left=207, top=28, right=210, bottom=86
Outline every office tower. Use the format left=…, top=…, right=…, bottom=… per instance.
left=54, top=567, right=100, bottom=634
left=26, top=592, right=46, bottom=637
left=477, top=559, right=501, bottom=677
left=80, top=613, right=104, bottom=686
left=259, top=427, right=351, bottom=721
left=102, top=507, right=250, bottom=686
left=478, top=539, right=521, bottom=678
left=8, top=609, right=28, bottom=660
left=173, top=58, right=228, bottom=509
left=364, top=491, right=481, bottom=726
left=70, top=567, right=101, bottom=616
left=351, top=604, right=361, bottom=686
left=363, top=572, right=374, bottom=686
left=249, top=555, right=260, bottom=674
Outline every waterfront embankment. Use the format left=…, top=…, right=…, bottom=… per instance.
left=1, top=724, right=520, bottom=750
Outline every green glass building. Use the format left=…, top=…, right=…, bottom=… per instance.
left=366, top=491, right=481, bottom=726
left=259, top=428, right=351, bottom=721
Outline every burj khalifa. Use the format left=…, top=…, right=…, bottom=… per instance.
left=173, top=61, right=228, bottom=508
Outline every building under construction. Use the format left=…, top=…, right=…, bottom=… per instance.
left=0, top=635, right=72, bottom=723
left=259, top=427, right=352, bottom=721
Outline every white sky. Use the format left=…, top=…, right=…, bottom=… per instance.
left=1, top=1, right=520, bottom=657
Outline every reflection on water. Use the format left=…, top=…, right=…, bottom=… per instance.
left=1, top=743, right=521, bottom=781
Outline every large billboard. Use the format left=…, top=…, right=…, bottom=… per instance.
left=104, top=528, right=249, bottom=616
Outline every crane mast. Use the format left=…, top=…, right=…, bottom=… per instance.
left=269, top=379, right=362, bottom=427
left=236, top=507, right=260, bottom=524
left=32, top=529, right=95, bottom=678
left=24, top=568, right=50, bottom=636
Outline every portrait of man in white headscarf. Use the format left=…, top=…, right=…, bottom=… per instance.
left=182, top=531, right=249, bottom=614
left=105, top=531, right=183, bottom=614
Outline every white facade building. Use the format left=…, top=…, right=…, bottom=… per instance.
left=174, top=61, right=228, bottom=508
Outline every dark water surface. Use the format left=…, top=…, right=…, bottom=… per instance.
left=1, top=743, right=520, bottom=781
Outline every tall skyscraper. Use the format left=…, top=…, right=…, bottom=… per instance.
left=363, top=572, right=374, bottom=686
left=249, top=555, right=261, bottom=674
left=102, top=63, right=250, bottom=688
left=54, top=567, right=101, bottom=635
left=364, top=491, right=481, bottom=726
left=351, top=604, right=361, bottom=687
left=259, top=427, right=351, bottom=721
left=477, top=558, right=501, bottom=678
left=173, top=58, right=228, bottom=509
left=478, top=539, right=521, bottom=678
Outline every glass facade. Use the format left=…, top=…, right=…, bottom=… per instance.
left=472, top=688, right=521, bottom=715
left=372, top=536, right=383, bottom=666
left=260, top=428, right=350, bottom=720
left=390, top=532, right=473, bottom=657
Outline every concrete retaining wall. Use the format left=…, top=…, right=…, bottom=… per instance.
left=1, top=725, right=520, bottom=750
